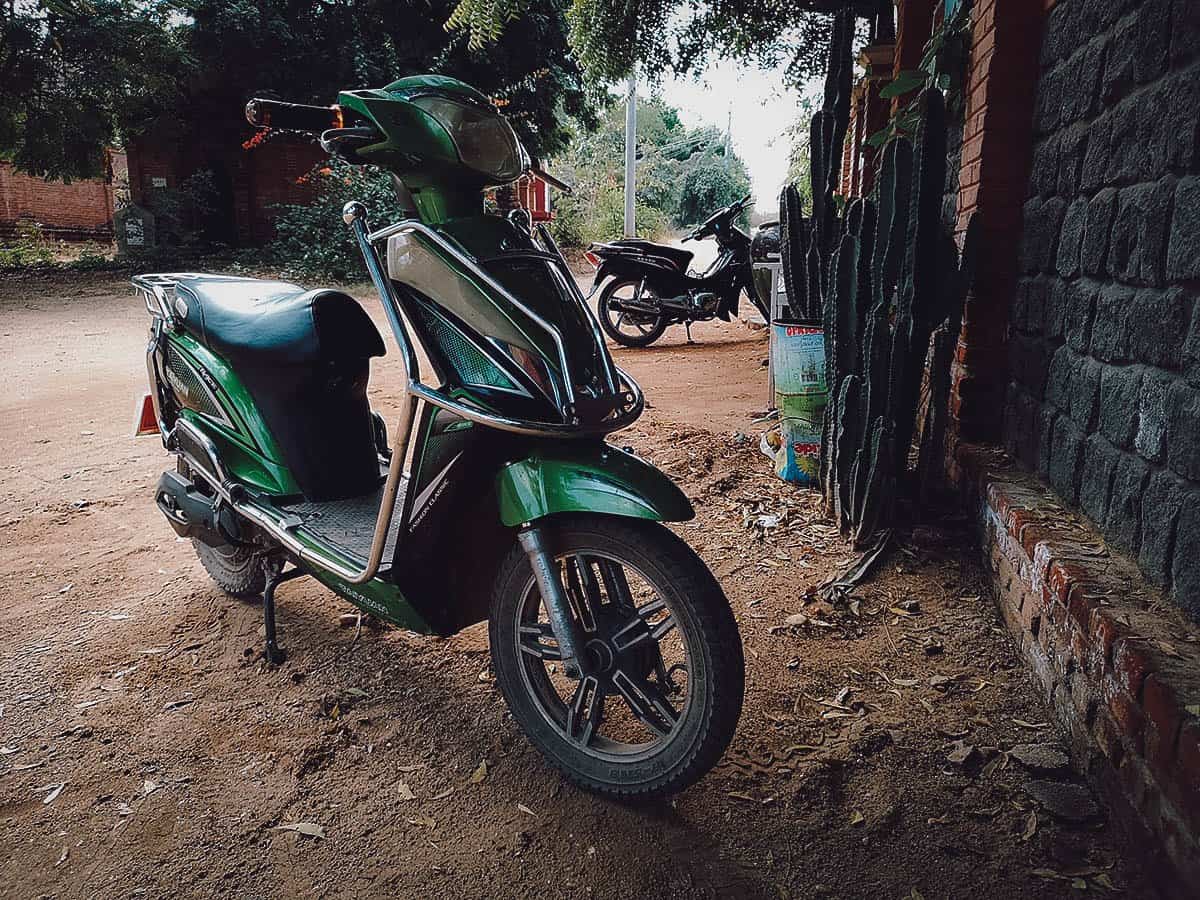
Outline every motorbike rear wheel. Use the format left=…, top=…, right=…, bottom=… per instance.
left=489, top=514, right=744, bottom=798
left=598, top=280, right=668, bottom=348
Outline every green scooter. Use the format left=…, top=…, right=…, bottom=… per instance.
left=133, top=75, right=743, bottom=797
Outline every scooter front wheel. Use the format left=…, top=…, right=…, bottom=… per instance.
left=489, top=514, right=744, bottom=797
left=597, top=280, right=669, bottom=348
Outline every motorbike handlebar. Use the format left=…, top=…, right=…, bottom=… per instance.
left=685, top=194, right=753, bottom=241
left=245, top=98, right=343, bottom=133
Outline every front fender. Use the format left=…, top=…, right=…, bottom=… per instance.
left=496, top=443, right=694, bottom=526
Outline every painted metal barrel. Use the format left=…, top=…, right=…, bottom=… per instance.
left=769, top=319, right=828, bottom=485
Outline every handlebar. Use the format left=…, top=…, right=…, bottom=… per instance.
left=245, top=98, right=343, bottom=133
left=682, top=194, right=754, bottom=241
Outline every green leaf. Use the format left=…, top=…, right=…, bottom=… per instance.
left=879, top=70, right=928, bottom=99
left=865, top=127, right=893, bottom=149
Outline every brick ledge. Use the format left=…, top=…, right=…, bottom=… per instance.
left=956, top=442, right=1200, bottom=897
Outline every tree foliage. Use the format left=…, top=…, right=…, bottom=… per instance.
left=547, top=96, right=750, bottom=247
left=448, top=0, right=884, bottom=88
left=1, top=0, right=595, bottom=182
left=169, top=0, right=594, bottom=161
left=0, top=1, right=185, bottom=180
left=269, top=161, right=402, bottom=280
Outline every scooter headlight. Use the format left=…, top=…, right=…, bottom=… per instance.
left=410, top=95, right=528, bottom=182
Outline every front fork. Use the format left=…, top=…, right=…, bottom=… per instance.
left=517, top=524, right=594, bottom=679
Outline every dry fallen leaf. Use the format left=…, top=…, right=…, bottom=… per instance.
left=397, top=781, right=416, bottom=801
left=1013, top=718, right=1049, bottom=730
left=42, top=783, right=65, bottom=804
left=517, top=802, right=537, bottom=817
left=1022, top=810, right=1038, bottom=841
left=946, top=740, right=978, bottom=767
left=849, top=810, right=865, bottom=826
left=468, top=760, right=488, bottom=784
left=275, top=822, right=325, bottom=839
left=430, top=788, right=454, bottom=801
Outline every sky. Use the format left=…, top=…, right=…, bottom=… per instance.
left=655, top=60, right=817, bottom=215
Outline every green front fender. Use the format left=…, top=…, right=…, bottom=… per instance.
left=496, top=444, right=694, bottom=527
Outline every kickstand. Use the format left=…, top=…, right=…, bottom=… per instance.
left=684, top=321, right=695, bottom=344
left=261, top=564, right=308, bottom=665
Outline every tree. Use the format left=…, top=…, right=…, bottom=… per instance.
left=0, top=1, right=184, bottom=180
left=167, top=0, right=594, bottom=162
left=547, top=96, right=751, bottom=246
left=447, top=0, right=891, bottom=88
left=1, top=0, right=594, bottom=184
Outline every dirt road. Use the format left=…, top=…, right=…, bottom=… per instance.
left=0, top=272, right=1150, bottom=898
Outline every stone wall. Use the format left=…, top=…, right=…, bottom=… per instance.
left=1003, top=0, right=1200, bottom=620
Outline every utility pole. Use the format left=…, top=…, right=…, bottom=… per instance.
left=724, top=103, right=731, bottom=165
left=624, top=72, right=637, bottom=238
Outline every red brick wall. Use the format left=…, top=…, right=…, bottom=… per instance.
left=958, top=442, right=1200, bottom=896
left=237, top=140, right=323, bottom=244
left=893, top=0, right=937, bottom=110
left=946, top=0, right=1044, bottom=450
left=0, top=159, right=116, bottom=239
left=127, top=133, right=323, bottom=246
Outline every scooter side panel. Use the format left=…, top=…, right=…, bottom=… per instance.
left=306, top=566, right=435, bottom=634
left=164, top=334, right=300, bottom=496
left=495, top=443, right=694, bottom=527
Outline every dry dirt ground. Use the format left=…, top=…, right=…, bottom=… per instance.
left=0, top=272, right=1156, bottom=899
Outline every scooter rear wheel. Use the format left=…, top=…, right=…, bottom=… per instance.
left=192, top=539, right=268, bottom=598
left=489, top=514, right=744, bottom=797
left=597, top=280, right=668, bottom=348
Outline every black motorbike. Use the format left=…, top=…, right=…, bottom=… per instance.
left=585, top=195, right=771, bottom=347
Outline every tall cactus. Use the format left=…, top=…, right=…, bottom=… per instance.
left=774, top=12, right=981, bottom=550
left=808, top=89, right=980, bottom=544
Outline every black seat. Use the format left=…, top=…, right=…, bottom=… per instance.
left=170, top=275, right=387, bottom=502
left=172, top=275, right=385, bottom=365
left=610, top=239, right=694, bottom=272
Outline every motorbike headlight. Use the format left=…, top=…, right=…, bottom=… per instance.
left=411, top=95, right=528, bottom=182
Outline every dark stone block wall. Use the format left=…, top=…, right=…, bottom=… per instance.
left=1003, top=0, right=1200, bottom=619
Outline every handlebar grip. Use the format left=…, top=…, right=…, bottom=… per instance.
left=245, top=98, right=342, bottom=132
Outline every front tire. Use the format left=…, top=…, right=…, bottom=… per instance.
left=598, top=280, right=669, bottom=348
left=489, top=514, right=744, bottom=798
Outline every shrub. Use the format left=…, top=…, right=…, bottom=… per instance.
left=0, top=222, right=53, bottom=269
left=269, top=162, right=403, bottom=281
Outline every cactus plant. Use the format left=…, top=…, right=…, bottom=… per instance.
left=780, top=90, right=980, bottom=547
left=773, top=11, right=982, bottom=551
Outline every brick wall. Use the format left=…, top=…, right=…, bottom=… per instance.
left=958, top=442, right=1200, bottom=895
left=947, top=0, right=1044, bottom=447
left=0, top=160, right=116, bottom=239
left=1003, top=0, right=1200, bottom=621
left=127, top=133, right=322, bottom=246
